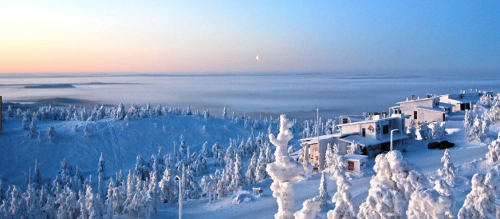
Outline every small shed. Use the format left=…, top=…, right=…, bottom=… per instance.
left=344, top=154, right=368, bottom=172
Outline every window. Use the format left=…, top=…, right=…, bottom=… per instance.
left=362, top=128, right=366, bottom=137
left=414, top=111, right=418, bottom=120
left=383, top=125, right=389, bottom=134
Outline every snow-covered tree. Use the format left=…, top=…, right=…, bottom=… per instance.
left=294, top=197, right=321, bottom=219
left=255, top=149, right=268, bottom=182
left=324, top=143, right=335, bottom=170
left=47, top=126, right=55, bottom=140
left=440, top=149, right=455, bottom=186
left=464, top=109, right=473, bottom=138
left=486, top=133, right=500, bottom=164
left=407, top=179, right=456, bottom=219
left=419, top=123, right=431, bottom=140
left=222, top=107, right=227, bottom=119
left=179, top=135, right=187, bottom=158
left=458, top=172, right=500, bottom=219
left=96, top=153, right=106, bottom=179
left=327, top=165, right=357, bottom=219
left=116, top=103, right=126, bottom=120
left=22, top=113, right=31, bottom=130
left=407, top=119, right=417, bottom=139
left=347, top=141, right=360, bottom=155
left=216, top=177, right=227, bottom=199
left=200, top=142, right=210, bottom=157
left=357, top=150, right=428, bottom=219
left=84, top=125, right=91, bottom=137
left=318, top=172, right=330, bottom=209
left=229, top=154, right=245, bottom=193
left=29, top=119, right=36, bottom=138
left=159, top=167, right=176, bottom=204
left=267, top=115, right=305, bottom=219
left=246, top=152, right=258, bottom=185
left=430, top=121, right=445, bottom=140
left=469, top=115, right=483, bottom=142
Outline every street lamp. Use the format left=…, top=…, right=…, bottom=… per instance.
left=390, top=129, right=399, bottom=151
left=175, top=175, right=182, bottom=219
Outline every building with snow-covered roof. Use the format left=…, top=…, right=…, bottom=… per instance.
left=440, top=89, right=493, bottom=112
left=300, top=113, right=407, bottom=170
left=390, top=94, right=452, bottom=125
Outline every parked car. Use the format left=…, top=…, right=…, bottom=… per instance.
left=428, top=141, right=441, bottom=149
left=439, top=140, right=455, bottom=149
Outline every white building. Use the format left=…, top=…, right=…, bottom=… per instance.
left=440, top=89, right=493, bottom=112
left=300, top=113, right=407, bottom=170
left=389, top=94, right=453, bottom=125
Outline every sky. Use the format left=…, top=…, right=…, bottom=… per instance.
left=0, top=1, right=499, bottom=74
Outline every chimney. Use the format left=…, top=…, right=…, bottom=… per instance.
left=412, top=95, right=415, bottom=100
left=382, top=111, right=387, bottom=118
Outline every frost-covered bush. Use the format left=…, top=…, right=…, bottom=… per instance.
left=419, top=123, right=431, bottom=140
left=458, top=172, right=500, bottom=219
left=357, top=150, right=428, bottom=219
left=318, top=172, right=330, bottom=209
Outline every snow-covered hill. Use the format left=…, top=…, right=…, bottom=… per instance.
left=0, top=115, right=252, bottom=184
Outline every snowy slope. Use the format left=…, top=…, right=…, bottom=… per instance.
left=0, top=115, right=252, bottom=184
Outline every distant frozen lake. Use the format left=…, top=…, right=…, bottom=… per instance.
left=0, top=72, right=498, bottom=120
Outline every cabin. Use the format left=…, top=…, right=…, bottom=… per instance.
left=300, top=113, right=407, bottom=170
left=440, top=89, right=493, bottom=112
left=389, top=94, right=452, bottom=125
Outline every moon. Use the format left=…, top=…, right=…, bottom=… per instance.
left=256, top=55, right=259, bottom=61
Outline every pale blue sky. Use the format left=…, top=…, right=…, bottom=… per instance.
left=1, top=0, right=499, bottom=73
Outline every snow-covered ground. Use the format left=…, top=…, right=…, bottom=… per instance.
left=1, top=105, right=499, bottom=218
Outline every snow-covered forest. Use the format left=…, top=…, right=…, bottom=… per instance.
left=2, top=92, right=500, bottom=219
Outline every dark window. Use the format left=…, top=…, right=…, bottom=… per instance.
left=383, top=125, right=389, bottom=134
left=362, top=128, right=366, bottom=137
left=414, top=111, right=418, bottom=120
left=342, top=118, right=348, bottom=124
left=466, top=103, right=471, bottom=110
left=443, top=113, right=446, bottom=121
left=461, top=104, right=465, bottom=111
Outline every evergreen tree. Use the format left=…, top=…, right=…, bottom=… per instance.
left=47, top=126, right=55, bottom=140
left=407, top=119, right=417, bottom=139
left=229, top=154, right=245, bottom=193
left=255, top=149, right=268, bottom=182
left=458, top=172, right=500, bottom=219
left=440, top=149, right=455, bottom=186
left=318, top=172, right=330, bottom=209
left=246, top=152, right=258, bottom=185
left=96, top=153, right=106, bottom=179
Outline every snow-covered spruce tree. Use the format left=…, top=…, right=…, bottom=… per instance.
left=469, top=115, right=483, bottom=142
left=481, top=115, right=490, bottom=141
left=440, top=149, right=455, bottom=186
left=431, top=122, right=445, bottom=140
left=265, top=142, right=274, bottom=164
left=200, top=142, right=210, bottom=157
left=179, top=135, right=187, bottom=158
left=324, top=143, right=335, bottom=170
left=318, top=172, right=330, bottom=209
left=229, top=154, right=245, bottom=193
left=407, top=119, right=417, bottom=139
left=478, top=93, right=493, bottom=109
left=486, top=133, right=500, bottom=164
left=216, top=175, right=227, bottom=199
left=106, top=178, right=115, bottom=218
left=222, top=107, right=228, bottom=119
left=255, top=149, right=268, bottom=182
left=246, top=152, right=258, bottom=185
left=294, top=196, right=321, bottom=219
left=116, top=103, right=126, bottom=120
left=327, top=164, right=357, bottom=219
left=29, top=119, right=36, bottom=138
left=47, top=126, right=55, bottom=140
left=159, top=167, right=175, bottom=203
left=458, top=171, right=500, bottom=219
left=267, top=114, right=305, bottom=219
left=97, top=153, right=106, bottom=179
left=84, top=125, right=91, bottom=137
left=347, top=141, right=360, bottom=155
left=419, top=123, right=431, bottom=140
left=22, top=112, right=31, bottom=130
left=357, top=150, right=429, bottom=219
left=407, top=179, right=456, bottom=219
left=224, top=140, right=235, bottom=167
left=464, top=109, right=473, bottom=138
